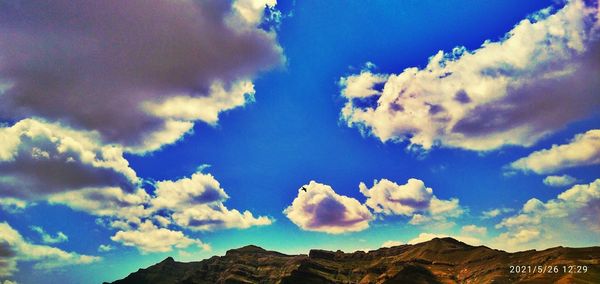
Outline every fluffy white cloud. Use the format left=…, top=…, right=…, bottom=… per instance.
left=359, top=178, right=463, bottom=226
left=481, top=207, right=514, bottom=219
left=461, top=225, right=487, bottom=235
left=283, top=181, right=373, bottom=234
left=111, top=221, right=209, bottom=254
left=543, top=175, right=577, bottom=187
left=151, top=172, right=272, bottom=231
left=339, top=0, right=600, bottom=151
left=406, top=233, right=482, bottom=246
left=0, top=119, right=139, bottom=199
left=493, top=179, right=600, bottom=251
left=509, top=129, right=600, bottom=174
left=381, top=240, right=404, bottom=248
left=143, top=81, right=256, bottom=126
left=29, top=226, right=68, bottom=244
left=97, top=244, right=114, bottom=253
left=171, top=204, right=273, bottom=231
left=232, top=0, right=278, bottom=26
left=0, top=198, right=28, bottom=214
left=0, top=0, right=283, bottom=152
left=48, top=187, right=150, bottom=223
left=0, top=222, right=100, bottom=277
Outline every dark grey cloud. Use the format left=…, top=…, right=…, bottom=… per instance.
left=0, top=0, right=282, bottom=150
left=0, top=119, right=139, bottom=199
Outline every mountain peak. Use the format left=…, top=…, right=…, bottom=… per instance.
left=225, top=245, right=267, bottom=256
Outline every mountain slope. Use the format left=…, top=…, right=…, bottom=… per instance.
left=107, top=238, right=600, bottom=284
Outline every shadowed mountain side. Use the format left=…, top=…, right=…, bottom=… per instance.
left=107, top=238, right=600, bottom=284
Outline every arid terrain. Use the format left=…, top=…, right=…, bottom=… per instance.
left=107, top=238, right=600, bottom=283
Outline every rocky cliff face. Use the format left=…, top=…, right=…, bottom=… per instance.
left=107, top=238, right=600, bottom=284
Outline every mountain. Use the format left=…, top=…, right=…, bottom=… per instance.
left=106, top=238, right=600, bottom=284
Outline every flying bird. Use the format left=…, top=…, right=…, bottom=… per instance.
left=301, top=186, right=307, bottom=192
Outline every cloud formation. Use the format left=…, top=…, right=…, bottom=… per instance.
left=0, top=119, right=139, bottom=199
left=284, top=181, right=373, bottom=234
left=111, top=221, right=209, bottom=254
left=543, top=175, right=577, bottom=187
left=0, top=0, right=283, bottom=152
left=359, top=178, right=463, bottom=226
left=493, top=179, right=600, bottom=251
left=151, top=173, right=273, bottom=231
left=509, top=129, right=600, bottom=174
left=30, top=226, right=68, bottom=244
left=481, top=207, right=514, bottom=219
left=339, top=0, right=600, bottom=151
left=0, top=222, right=100, bottom=277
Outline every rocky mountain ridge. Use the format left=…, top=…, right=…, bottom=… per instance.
left=107, top=238, right=600, bottom=283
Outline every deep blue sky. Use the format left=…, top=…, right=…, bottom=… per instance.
left=2, top=1, right=599, bottom=283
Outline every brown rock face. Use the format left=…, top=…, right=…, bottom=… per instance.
left=107, top=238, right=600, bottom=284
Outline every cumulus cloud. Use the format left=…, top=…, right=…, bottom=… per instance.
left=232, top=0, right=278, bottom=26
left=97, top=244, right=114, bottom=253
left=0, top=119, right=138, bottom=200
left=339, top=0, right=600, bottom=151
left=381, top=240, right=404, bottom=248
left=151, top=172, right=272, bottom=231
left=284, top=181, right=373, bottom=234
left=0, top=198, right=28, bottom=214
left=44, top=171, right=271, bottom=253
left=481, top=207, right=514, bottom=219
left=29, top=226, right=68, bottom=244
left=461, top=224, right=487, bottom=235
left=0, top=0, right=283, bottom=152
left=509, top=129, right=600, bottom=174
left=359, top=178, right=463, bottom=226
left=543, top=175, right=577, bottom=187
left=48, top=187, right=150, bottom=223
left=111, top=221, right=209, bottom=254
left=0, top=222, right=100, bottom=277
left=493, top=179, right=600, bottom=251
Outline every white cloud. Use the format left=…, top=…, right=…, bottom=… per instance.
left=29, top=226, right=68, bottom=244
left=0, top=222, right=100, bottom=277
left=0, top=119, right=139, bottom=199
left=339, top=0, right=600, bottom=151
left=171, top=204, right=273, bottom=231
left=0, top=198, right=28, bottom=214
left=360, top=178, right=463, bottom=226
left=232, top=0, right=278, bottom=26
left=481, top=207, right=514, bottom=219
left=493, top=179, right=600, bottom=251
left=48, top=187, right=150, bottom=223
left=283, top=181, right=373, bottom=234
left=461, top=224, right=487, bottom=235
left=543, top=175, right=577, bottom=187
left=143, top=81, right=255, bottom=126
left=151, top=172, right=272, bottom=231
left=111, top=221, right=209, bottom=254
left=509, top=129, right=600, bottom=174
left=381, top=240, right=404, bottom=248
left=97, top=244, right=114, bottom=253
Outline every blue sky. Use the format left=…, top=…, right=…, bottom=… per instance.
left=0, top=0, right=599, bottom=283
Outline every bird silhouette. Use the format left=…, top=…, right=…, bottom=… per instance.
left=300, top=186, right=307, bottom=192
